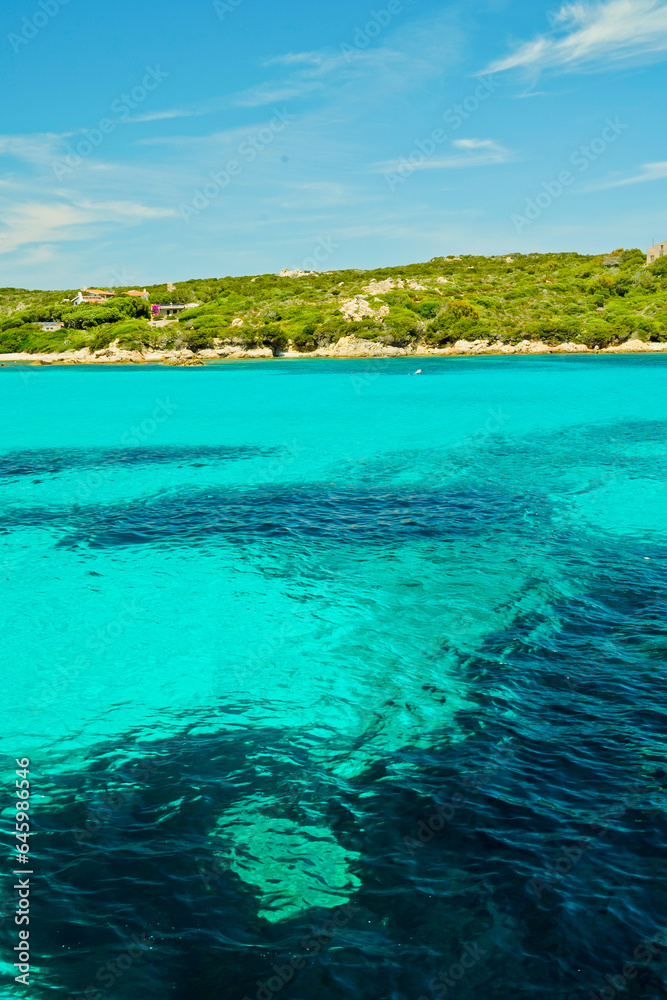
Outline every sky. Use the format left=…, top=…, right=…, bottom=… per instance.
left=1, top=0, right=667, bottom=288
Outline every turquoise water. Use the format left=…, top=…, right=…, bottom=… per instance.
left=1, top=355, right=667, bottom=999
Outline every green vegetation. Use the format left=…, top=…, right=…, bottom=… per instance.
left=1, top=250, right=666, bottom=355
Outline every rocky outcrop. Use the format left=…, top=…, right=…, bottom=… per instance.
left=362, top=278, right=399, bottom=295
left=339, top=296, right=389, bottom=321
left=2, top=337, right=666, bottom=366
left=604, top=338, right=667, bottom=353
left=315, top=336, right=406, bottom=357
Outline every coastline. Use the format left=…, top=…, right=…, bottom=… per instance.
left=1, top=335, right=666, bottom=366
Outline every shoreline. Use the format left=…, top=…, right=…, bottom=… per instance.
left=1, top=335, right=666, bottom=366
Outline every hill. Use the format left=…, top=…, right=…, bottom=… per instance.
left=2, top=250, right=667, bottom=358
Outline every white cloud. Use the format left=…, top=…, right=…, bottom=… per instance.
left=134, top=123, right=272, bottom=147
left=376, top=139, right=513, bottom=174
left=0, top=199, right=177, bottom=255
left=262, top=52, right=325, bottom=68
left=588, top=160, right=667, bottom=188
left=124, top=109, right=207, bottom=123
left=75, top=200, right=178, bottom=219
left=0, top=132, right=70, bottom=166
left=482, top=0, right=667, bottom=74
left=230, top=81, right=323, bottom=107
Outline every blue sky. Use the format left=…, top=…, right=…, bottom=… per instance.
left=1, top=0, right=666, bottom=288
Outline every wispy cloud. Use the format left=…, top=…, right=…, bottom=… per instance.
left=0, top=132, right=69, bottom=166
left=376, top=139, right=514, bottom=174
left=125, top=108, right=207, bottom=123
left=261, top=51, right=325, bottom=68
left=482, top=0, right=667, bottom=74
left=230, top=81, right=323, bottom=107
left=588, top=160, right=667, bottom=189
left=0, top=199, right=177, bottom=255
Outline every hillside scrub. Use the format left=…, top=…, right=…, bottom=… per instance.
left=1, top=250, right=665, bottom=355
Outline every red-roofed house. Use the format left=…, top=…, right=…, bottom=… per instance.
left=72, top=288, right=116, bottom=306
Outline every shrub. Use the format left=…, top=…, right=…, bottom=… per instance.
left=241, top=330, right=260, bottom=348
left=589, top=275, right=615, bottom=294
left=342, top=320, right=383, bottom=340
left=447, top=299, right=481, bottom=321
left=64, top=297, right=150, bottom=329
left=649, top=256, right=667, bottom=281
left=262, top=326, right=288, bottom=352
left=241, top=325, right=288, bottom=352
left=384, top=291, right=412, bottom=307
left=292, top=324, right=318, bottom=352
left=525, top=320, right=581, bottom=342
left=588, top=274, right=631, bottom=297
left=106, top=320, right=152, bottom=349
left=425, top=317, right=488, bottom=345
left=428, top=300, right=481, bottom=336
left=88, top=330, right=112, bottom=351
left=578, top=322, right=615, bottom=348
left=184, top=329, right=214, bottom=352
left=385, top=314, right=422, bottom=343
left=414, top=300, right=439, bottom=319
left=0, top=328, right=27, bottom=352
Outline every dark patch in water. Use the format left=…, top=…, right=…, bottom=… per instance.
left=0, top=485, right=549, bottom=549
left=0, top=444, right=280, bottom=479
left=5, top=546, right=667, bottom=999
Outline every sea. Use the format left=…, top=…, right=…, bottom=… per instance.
left=1, top=354, right=666, bottom=999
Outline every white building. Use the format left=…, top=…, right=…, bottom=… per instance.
left=155, top=302, right=199, bottom=318
left=647, top=240, right=666, bottom=264
left=71, top=288, right=115, bottom=306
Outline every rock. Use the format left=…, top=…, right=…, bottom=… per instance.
left=317, top=336, right=406, bottom=358
left=607, top=338, right=650, bottom=352
left=362, top=278, right=402, bottom=294
left=340, top=296, right=389, bottom=321
left=244, top=347, right=274, bottom=358
left=556, top=342, right=589, bottom=353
